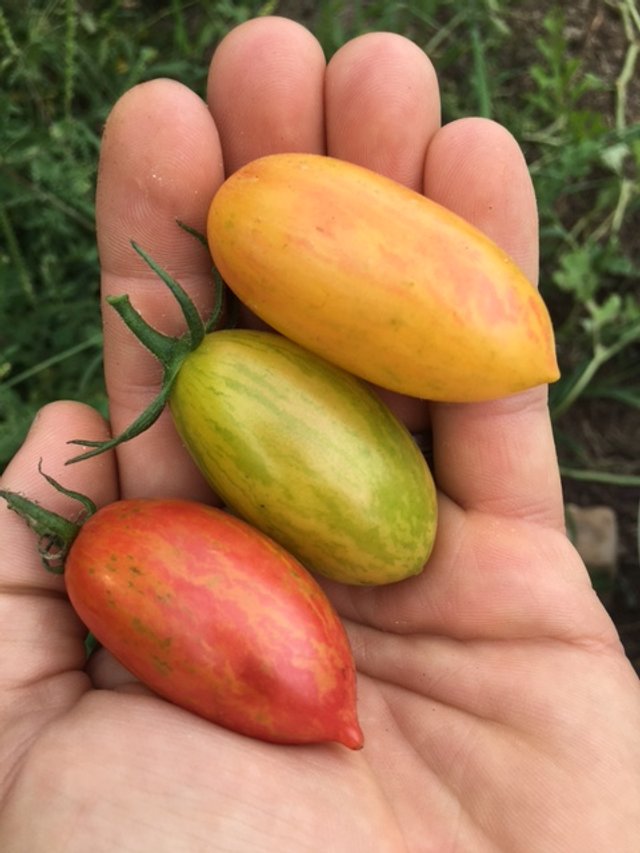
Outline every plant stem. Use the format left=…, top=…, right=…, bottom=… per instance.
left=64, top=0, right=78, bottom=119
left=560, top=466, right=640, bottom=487
left=551, top=322, right=640, bottom=419
left=3, top=333, right=102, bottom=390
left=0, top=205, right=34, bottom=303
left=470, top=23, right=491, bottom=118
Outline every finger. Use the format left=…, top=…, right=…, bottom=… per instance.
left=328, top=497, right=606, bottom=640
left=0, top=402, right=117, bottom=693
left=325, top=32, right=440, bottom=190
left=207, top=16, right=326, bottom=173
left=325, top=32, right=441, bottom=432
left=97, top=79, right=225, bottom=500
left=86, top=647, right=144, bottom=692
left=424, top=117, right=539, bottom=281
left=206, top=16, right=327, bottom=332
left=424, top=118, right=564, bottom=528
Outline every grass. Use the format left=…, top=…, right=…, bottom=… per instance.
left=1, top=0, right=639, bottom=499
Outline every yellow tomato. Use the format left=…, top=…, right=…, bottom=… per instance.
left=208, top=153, right=559, bottom=402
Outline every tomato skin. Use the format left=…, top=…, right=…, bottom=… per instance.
left=207, top=152, right=559, bottom=402
left=169, top=329, right=437, bottom=586
left=65, top=499, right=363, bottom=749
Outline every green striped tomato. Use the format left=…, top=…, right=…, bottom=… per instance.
left=169, top=329, right=437, bottom=586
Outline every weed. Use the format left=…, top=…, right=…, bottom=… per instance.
left=520, top=5, right=639, bottom=490
left=1, top=0, right=638, bottom=503
left=0, top=0, right=267, bottom=463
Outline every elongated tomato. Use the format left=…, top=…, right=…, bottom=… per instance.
left=169, top=329, right=437, bottom=586
left=65, top=499, right=363, bottom=749
left=207, top=153, right=559, bottom=401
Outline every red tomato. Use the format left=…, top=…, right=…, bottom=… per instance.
left=65, top=498, right=363, bottom=749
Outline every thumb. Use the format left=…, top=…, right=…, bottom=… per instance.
left=0, top=402, right=117, bottom=715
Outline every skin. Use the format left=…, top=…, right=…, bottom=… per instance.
left=0, top=15, right=639, bottom=852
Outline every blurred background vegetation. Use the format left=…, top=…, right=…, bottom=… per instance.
left=1, top=0, right=639, bottom=652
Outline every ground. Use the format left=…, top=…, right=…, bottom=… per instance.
left=515, top=0, right=640, bottom=671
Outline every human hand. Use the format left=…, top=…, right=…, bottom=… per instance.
left=1, top=16, right=639, bottom=852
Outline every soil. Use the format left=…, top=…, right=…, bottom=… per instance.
left=558, top=401, right=640, bottom=672
left=507, top=0, right=640, bottom=671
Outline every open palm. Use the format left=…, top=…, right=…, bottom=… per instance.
left=1, top=17, right=639, bottom=852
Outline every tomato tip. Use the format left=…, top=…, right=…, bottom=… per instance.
left=339, top=720, right=365, bottom=750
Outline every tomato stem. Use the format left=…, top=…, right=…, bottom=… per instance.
left=107, top=292, right=181, bottom=364
left=84, top=631, right=100, bottom=659
left=131, top=242, right=206, bottom=349
left=211, top=266, right=238, bottom=331
left=0, top=461, right=95, bottom=573
left=66, top=237, right=231, bottom=464
left=175, top=218, right=208, bottom=248
left=175, top=220, right=232, bottom=330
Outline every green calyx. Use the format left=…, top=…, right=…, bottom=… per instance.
left=67, top=238, right=232, bottom=464
left=0, top=462, right=96, bottom=573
